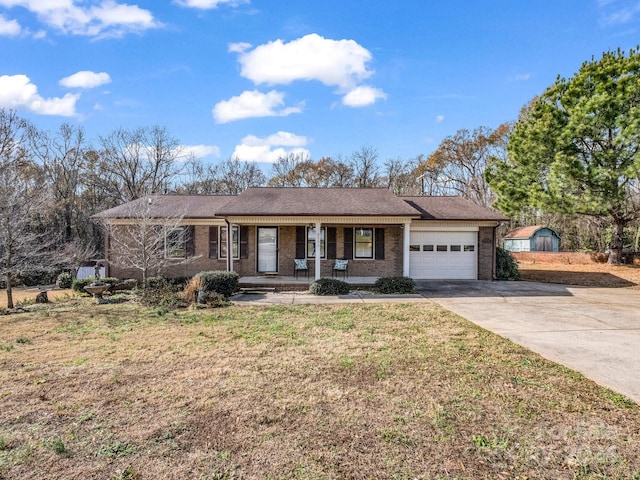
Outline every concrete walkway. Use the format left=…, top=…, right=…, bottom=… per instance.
left=233, top=281, right=640, bottom=404
left=232, top=290, right=431, bottom=305
left=416, top=280, right=640, bottom=404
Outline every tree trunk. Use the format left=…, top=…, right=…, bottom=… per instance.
left=608, top=216, right=625, bottom=264
left=6, top=271, right=13, bottom=309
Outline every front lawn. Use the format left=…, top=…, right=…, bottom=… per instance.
left=1, top=300, right=639, bottom=479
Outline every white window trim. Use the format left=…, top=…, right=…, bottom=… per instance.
left=354, top=227, right=374, bottom=259
left=220, top=225, right=240, bottom=260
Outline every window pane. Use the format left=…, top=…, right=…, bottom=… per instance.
left=166, top=227, right=185, bottom=258
left=436, top=245, right=447, bottom=252
left=464, top=245, right=475, bottom=252
left=307, top=227, right=326, bottom=258
left=450, top=245, right=461, bottom=252
left=354, top=227, right=373, bottom=258
left=220, top=226, right=239, bottom=259
left=410, top=244, right=420, bottom=252
left=423, top=245, right=434, bottom=252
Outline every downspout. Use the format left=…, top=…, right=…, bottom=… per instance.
left=225, top=218, right=233, bottom=272
left=492, top=222, right=501, bottom=280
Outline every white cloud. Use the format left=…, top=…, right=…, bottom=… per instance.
left=183, top=144, right=221, bottom=159
left=597, top=0, right=640, bottom=25
left=212, top=89, right=302, bottom=123
left=0, top=14, right=21, bottom=36
left=228, top=41, right=251, bottom=53
left=232, top=131, right=310, bottom=163
left=509, top=73, right=531, bottom=82
left=174, top=0, right=247, bottom=9
left=0, top=74, right=79, bottom=116
left=0, top=0, right=160, bottom=37
left=234, top=33, right=374, bottom=90
left=435, top=115, right=444, bottom=123
left=60, top=70, right=111, bottom=89
left=342, top=85, right=386, bottom=107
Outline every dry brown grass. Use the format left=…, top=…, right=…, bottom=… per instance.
left=1, top=300, right=639, bottom=479
left=519, top=261, right=640, bottom=288
left=0, top=289, right=74, bottom=309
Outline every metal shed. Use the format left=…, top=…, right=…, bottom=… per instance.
left=503, top=226, right=560, bottom=252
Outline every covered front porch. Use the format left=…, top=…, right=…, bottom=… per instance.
left=239, top=275, right=379, bottom=291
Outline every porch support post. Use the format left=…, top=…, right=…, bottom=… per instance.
left=403, top=221, right=411, bottom=277
left=315, top=221, right=321, bottom=280
left=225, top=219, right=233, bottom=272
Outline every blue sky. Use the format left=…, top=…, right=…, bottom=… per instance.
left=1, top=0, right=639, bottom=165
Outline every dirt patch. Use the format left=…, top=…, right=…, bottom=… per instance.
left=0, top=289, right=74, bottom=309
left=519, top=261, right=640, bottom=288
left=1, top=301, right=639, bottom=479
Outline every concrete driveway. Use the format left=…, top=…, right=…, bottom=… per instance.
left=416, top=280, right=640, bottom=404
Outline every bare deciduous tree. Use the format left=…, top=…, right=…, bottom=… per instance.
left=0, top=109, right=56, bottom=308
left=98, top=196, right=196, bottom=284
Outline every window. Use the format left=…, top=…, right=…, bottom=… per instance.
left=450, top=245, right=461, bottom=252
left=423, top=245, right=434, bottom=252
left=165, top=227, right=186, bottom=259
left=436, top=245, right=448, bottom=252
left=410, top=244, right=420, bottom=252
left=355, top=227, right=374, bottom=258
left=464, top=245, right=475, bottom=252
left=220, top=225, right=240, bottom=259
left=307, top=227, right=326, bottom=258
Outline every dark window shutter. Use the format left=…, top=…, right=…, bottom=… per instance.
left=240, top=225, right=249, bottom=259
left=186, top=226, right=195, bottom=258
left=296, top=226, right=306, bottom=258
left=375, top=228, right=385, bottom=260
left=343, top=227, right=353, bottom=259
left=209, top=226, right=218, bottom=259
left=327, top=227, right=337, bottom=259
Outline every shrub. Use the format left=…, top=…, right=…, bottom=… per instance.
left=56, top=272, right=73, bottom=289
left=137, top=280, right=185, bottom=309
left=374, top=276, right=415, bottom=294
left=194, top=271, right=239, bottom=298
left=199, top=291, right=228, bottom=308
left=183, top=276, right=205, bottom=304
left=496, top=247, right=520, bottom=280
left=309, top=278, right=350, bottom=296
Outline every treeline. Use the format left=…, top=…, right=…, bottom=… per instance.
left=0, top=106, right=625, bottom=290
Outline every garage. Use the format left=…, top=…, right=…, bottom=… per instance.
left=409, top=230, right=477, bottom=279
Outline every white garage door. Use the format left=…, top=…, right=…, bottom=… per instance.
left=409, top=231, right=477, bottom=279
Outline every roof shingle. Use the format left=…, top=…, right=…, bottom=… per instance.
left=401, top=196, right=509, bottom=221
left=217, top=188, right=420, bottom=216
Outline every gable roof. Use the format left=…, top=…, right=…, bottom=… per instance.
left=92, top=194, right=235, bottom=219
left=216, top=187, right=420, bottom=217
left=402, top=196, right=509, bottom=221
left=92, top=189, right=509, bottom=223
left=504, top=225, right=560, bottom=239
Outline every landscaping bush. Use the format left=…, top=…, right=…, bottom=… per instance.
left=194, top=271, right=239, bottom=298
left=137, top=277, right=185, bottom=308
left=496, top=247, right=521, bottom=280
left=309, top=278, right=350, bottom=296
left=56, top=272, right=73, bottom=289
left=374, top=276, right=415, bottom=294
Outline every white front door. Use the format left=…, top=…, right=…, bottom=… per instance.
left=257, top=227, right=278, bottom=273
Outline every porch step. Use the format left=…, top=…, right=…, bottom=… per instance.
left=239, top=286, right=276, bottom=293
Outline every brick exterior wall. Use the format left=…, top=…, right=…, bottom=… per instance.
left=107, top=224, right=404, bottom=280
left=477, top=226, right=495, bottom=280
